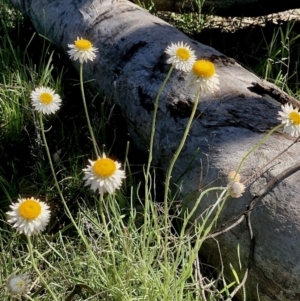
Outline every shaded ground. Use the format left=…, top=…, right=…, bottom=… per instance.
left=201, top=9, right=300, bottom=32
left=158, top=9, right=300, bottom=32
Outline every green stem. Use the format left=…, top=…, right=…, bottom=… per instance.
left=145, top=65, right=175, bottom=185
left=144, top=65, right=174, bottom=204
left=98, top=194, right=129, bottom=298
left=27, top=236, right=58, bottom=300
left=163, top=89, right=200, bottom=219
left=24, top=295, right=35, bottom=301
left=79, top=63, right=99, bottom=157
left=38, top=112, right=106, bottom=282
left=99, top=194, right=117, bottom=274
left=162, top=88, right=201, bottom=286
left=235, top=123, right=284, bottom=175
left=143, top=65, right=174, bottom=255
left=179, top=186, right=227, bottom=239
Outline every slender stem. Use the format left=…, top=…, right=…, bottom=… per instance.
left=163, top=89, right=201, bottom=219
left=143, top=65, right=174, bottom=254
left=27, top=236, right=58, bottom=301
left=24, top=294, right=35, bottom=301
left=144, top=65, right=174, bottom=204
left=162, top=88, right=201, bottom=284
left=235, top=123, right=284, bottom=175
left=180, top=187, right=227, bottom=238
left=79, top=63, right=99, bottom=157
left=38, top=113, right=106, bottom=281
left=173, top=186, right=227, bottom=272
left=243, top=137, right=300, bottom=185
left=98, top=194, right=129, bottom=299
left=145, top=65, right=175, bottom=184
left=99, top=193, right=117, bottom=274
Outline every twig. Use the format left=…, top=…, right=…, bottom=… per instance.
left=194, top=257, right=208, bottom=301
left=225, top=269, right=249, bottom=301
left=205, top=215, right=245, bottom=240
left=243, top=137, right=300, bottom=186
left=250, top=79, right=300, bottom=108
left=206, top=161, right=300, bottom=273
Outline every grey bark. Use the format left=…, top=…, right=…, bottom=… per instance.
left=10, top=0, right=300, bottom=300
left=135, top=0, right=300, bottom=16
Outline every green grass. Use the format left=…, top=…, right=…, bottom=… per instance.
left=0, top=0, right=299, bottom=300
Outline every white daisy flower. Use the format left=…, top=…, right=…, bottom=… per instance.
left=83, top=153, right=126, bottom=194
left=68, top=37, right=98, bottom=63
left=7, top=197, right=51, bottom=236
left=186, top=59, right=220, bottom=95
left=228, top=181, right=245, bottom=198
left=30, top=86, right=62, bottom=115
left=278, top=103, right=300, bottom=137
left=6, top=273, right=30, bottom=295
left=165, top=41, right=196, bottom=72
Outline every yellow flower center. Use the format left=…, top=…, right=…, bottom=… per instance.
left=192, top=60, right=215, bottom=78
left=176, top=47, right=190, bottom=61
left=75, top=39, right=92, bottom=50
left=19, top=199, right=42, bottom=220
left=16, top=280, right=25, bottom=288
left=39, top=92, right=53, bottom=105
left=289, top=111, right=300, bottom=125
left=9, top=277, right=27, bottom=293
left=11, top=278, right=25, bottom=289
left=93, top=158, right=116, bottom=177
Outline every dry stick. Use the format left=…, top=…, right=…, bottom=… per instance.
left=207, top=162, right=300, bottom=241
left=207, top=161, right=300, bottom=281
left=205, top=214, right=245, bottom=240
left=243, top=137, right=300, bottom=186
left=206, top=137, right=300, bottom=240
left=225, top=269, right=249, bottom=301
left=251, top=80, right=300, bottom=108
left=211, top=237, right=229, bottom=300
left=194, top=256, right=208, bottom=301
left=204, top=148, right=300, bottom=298
left=245, top=161, right=300, bottom=256
left=200, top=137, right=300, bottom=301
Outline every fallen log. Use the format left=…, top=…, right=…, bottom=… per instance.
left=135, top=0, right=300, bottom=16
left=10, top=0, right=300, bottom=300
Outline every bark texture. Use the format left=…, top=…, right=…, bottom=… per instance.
left=135, top=0, right=300, bottom=16
left=10, top=0, right=300, bottom=300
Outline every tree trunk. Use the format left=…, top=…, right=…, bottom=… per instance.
left=135, top=0, right=300, bottom=16
left=10, top=0, right=300, bottom=300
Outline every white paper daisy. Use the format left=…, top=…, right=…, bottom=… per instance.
left=186, top=59, right=220, bottom=95
left=30, top=86, right=62, bottom=115
left=83, top=153, right=126, bottom=194
left=6, top=273, right=30, bottom=295
left=228, top=181, right=245, bottom=198
left=165, top=41, right=196, bottom=72
left=7, top=197, right=51, bottom=236
left=278, top=103, right=300, bottom=137
left=68, top=37, right=98, bottom=63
